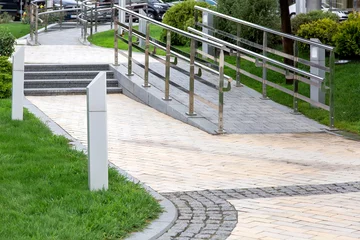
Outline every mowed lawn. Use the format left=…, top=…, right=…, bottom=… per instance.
left=0, top=22, right=30, bottom=38
left=0, top=99, right=161, bottom=239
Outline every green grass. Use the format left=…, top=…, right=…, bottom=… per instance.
left=0, top=99, right=161, bottom=239
left=88, top=24, right=190, bottom=55
left=0, top=22, right=30, bottom=38
left=88, top=26, right=360, bottom=135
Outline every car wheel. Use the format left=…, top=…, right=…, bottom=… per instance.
left=147, top=12, right=155, bottom=19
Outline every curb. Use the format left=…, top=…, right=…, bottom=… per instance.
left=24, top=97, right=177, bottom=240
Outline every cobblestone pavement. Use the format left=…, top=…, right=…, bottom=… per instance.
left=27, top=95, right=360, bottom=239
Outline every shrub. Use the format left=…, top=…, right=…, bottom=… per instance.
left=0, top=56, right=12, bottom=99
left=0, top=27, right=15, bottom=57
left=333, top=13, right=360, bottom=58
left=216, top=0, right=280, bottom=48
left=0, top=6, right=14, bottom=24
left=291, top=10, right=339, bottom=34
left=297, top=18, right=338, bottom=48
left=161, top=0, right=211, bottom=46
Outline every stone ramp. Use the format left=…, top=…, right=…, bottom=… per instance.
left=116, top=55, right=326, bottom=134
left=21, top=24, right=326, bottom=134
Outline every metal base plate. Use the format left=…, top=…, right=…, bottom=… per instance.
left=162, top=97, right=172, bottom=101
left=186, top=112, right=197, bottom=117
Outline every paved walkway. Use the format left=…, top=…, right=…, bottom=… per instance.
left=23, top=25, right=360, bottom=239
left=27, top=94, right=360, bottom=239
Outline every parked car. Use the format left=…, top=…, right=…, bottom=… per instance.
left=125, top=0, right=170, bottom=21
left=289, top=2, right=349, bottom=21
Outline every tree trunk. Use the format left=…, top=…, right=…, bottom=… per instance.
left=279, top=0, right=294, bottom=84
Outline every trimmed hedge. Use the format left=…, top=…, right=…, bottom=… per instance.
left=333, top=13, right=360, bottom=58
left=161, top=0, right=210, bottom=46
left=0, top=57, right=12, bottom=99
left=291, top=10, right=339, bottom=34
left=297, top=18, right=338, bottom=48
left=0, top=27, right=15, bottom=57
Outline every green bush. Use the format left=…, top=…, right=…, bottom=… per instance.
left=0, top=56, right=12, bottom=99
left=0, top=27, right=15, bottom=57
left=297, top=18, right=338, bottom=48
left=0, top=6, right=14, bottom=24
left=291, top=10, right=339, bottom=34
left=216, top=0, right=280, bottom=48
left=161, top=0, right=211, bottom=46
left=333, top=13, right=360, bottom=58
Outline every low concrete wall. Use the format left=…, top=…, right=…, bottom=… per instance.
left=110, top=64, right=218, bottom=134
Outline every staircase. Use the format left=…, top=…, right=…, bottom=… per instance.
left=24, top=64, right=122, bottom=96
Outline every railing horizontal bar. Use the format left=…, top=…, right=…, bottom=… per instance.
left=195, top=6, right=334, bottom=51
left=38, top=8, right=81, bottom=15
left=188, top=27, right=324, bottom=82
left=114, top=5, right=224, bottom=48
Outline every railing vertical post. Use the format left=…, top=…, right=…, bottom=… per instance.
left=143, top=21, right=151, bottom=87
left=187, top=38, right=197, bottom=116
left=59, top=0, right=63, bottom=30
left=329, top=50, right=335, bottom=129
left=90, top=7, right=93, bottom=37
left=30, top=4, right=34, bottom=42
left=217, top=48, right=225, bottom=134
left=114, top=17, right=119, bottom=66
left=162, top=30, right=172, bottom=101
left=293, top=41, right=299, bottom=114
left=76, top=0, right=79, bottom=27
left=35, top=5, right=39, bottom=45
left=236, top=24, right=242, bottom=87
left=84, top=19, right=87, bottom=43
left=111, top=0, right=114, bottom=29
left=95, top=1, right=98, bottom=33
left=127, top=14, right=134, bottom=76
left=261, top=31, right=268, bottom=99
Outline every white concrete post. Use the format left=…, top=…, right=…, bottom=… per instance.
left=139, top=9, right=146, bottom=48
left=296, top=0, right=307, bottom=14
left=202, top=11, right=214, bottom=57
left=12, top=47, right=25, bottom=121
left=87, top=72, right=108, bottom=191
left=310, top=38, right=326, bottom=106
left=119, top=0, right=126, bottom=34
left=308, top=0, right=321, bottom=12
left=47, top=0, right=53, bottom=9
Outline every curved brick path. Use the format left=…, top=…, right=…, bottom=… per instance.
left=27, top=95, right=360, bottom=239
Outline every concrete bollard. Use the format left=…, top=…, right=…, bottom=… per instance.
left=310, top=38, right=326, bottom=106
left=202, top=11, right=214, bottom=57
left=138, top=9, right=147, bottom=48
left=87, top=71, right=108, bottom=191
left=119, top=0, right=126, bottom=35
left=12, top=47, right=25, bottom=121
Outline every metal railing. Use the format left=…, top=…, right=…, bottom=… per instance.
left=113, top=5, right=233, bottom=134
left=194, top=6, right=336, bottom=129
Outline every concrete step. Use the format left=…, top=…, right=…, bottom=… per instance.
left=24, top=79, right=119, bottom=88
left=25, top=64, right=110, bottom=72
left=24, top=87, right=122, bottom=96
left=24, top=71, right=114, bottom=80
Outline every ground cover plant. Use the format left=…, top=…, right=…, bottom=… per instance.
left=0, top=99, right=161, bottom=239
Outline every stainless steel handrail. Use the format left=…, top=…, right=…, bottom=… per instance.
left=38, top=8, right=81, bottom=16
left=114, top=5, right=230, bottom=133
left=195, top=6, right=334, bottom=51
left=113, top=5, right=224, bottom=49
left=194, top=6, right=336, bottom=129
left=188, top=27, right=323, bottom=82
